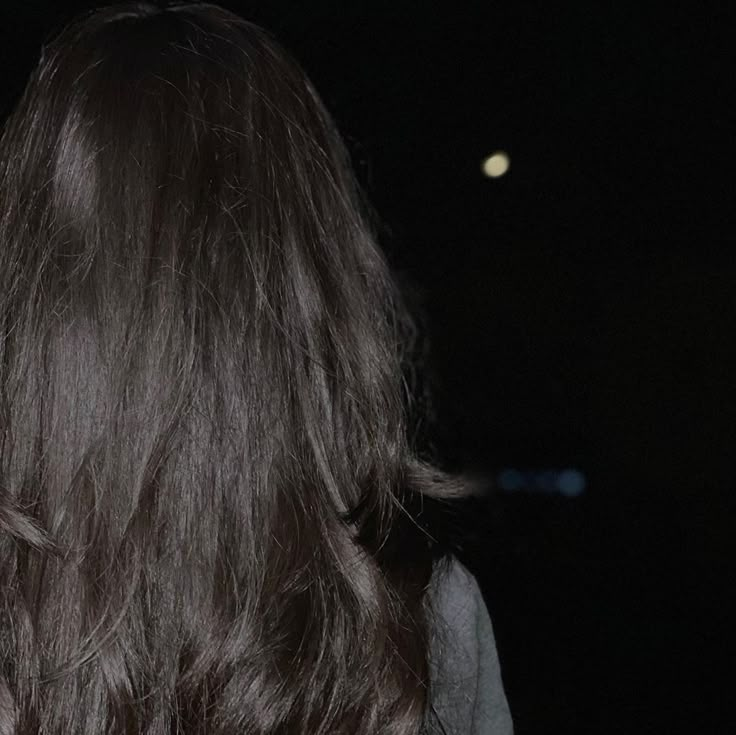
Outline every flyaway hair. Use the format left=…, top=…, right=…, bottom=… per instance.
left=0, top=3, right=470, bottom=733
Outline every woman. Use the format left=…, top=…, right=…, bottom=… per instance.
left=0, top=3, right=512, bottom=733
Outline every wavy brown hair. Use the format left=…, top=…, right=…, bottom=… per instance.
left=0, top=3, right=469, bottom=733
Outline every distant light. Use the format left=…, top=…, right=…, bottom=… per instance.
left=497, top=469, right=524, bottom=492
left=496, top=468, right=587, bottom=497
left=557, top=469, right=586, bottom=497
left=482, top=151, right=510, bottom=178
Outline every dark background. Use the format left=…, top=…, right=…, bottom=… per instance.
left=1, top=2, right=733, bottom=733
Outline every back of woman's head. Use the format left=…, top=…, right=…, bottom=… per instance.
left=0, top=3, right=466, bottom=733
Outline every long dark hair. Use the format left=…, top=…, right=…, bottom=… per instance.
left=0, top=3, right=469, bottom=733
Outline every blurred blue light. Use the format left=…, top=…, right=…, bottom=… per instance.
left=497, top=469, right=524, bottom=492
left=496, top=468, right=586, bottom=497
left=557, top=469, right=586, bottom=497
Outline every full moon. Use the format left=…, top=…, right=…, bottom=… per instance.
left=482, top=151, right=510, bottom=178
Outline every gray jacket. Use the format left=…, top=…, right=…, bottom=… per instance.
left=424, top=557, right=514, bottom=735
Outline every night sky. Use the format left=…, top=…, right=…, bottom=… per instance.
left=1, top=2, right=732, bottom=732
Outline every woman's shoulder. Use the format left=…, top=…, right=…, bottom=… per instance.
left=427, top=555, right=486, bottom=620
left=424, top=555, right=514, bottom=735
